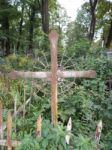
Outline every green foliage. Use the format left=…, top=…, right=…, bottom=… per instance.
left=75, top=134, right=96, bottom=150
left=68, top=38, right=91, bottom=56
left=0, top=53, right=112, bottom=149
left=16, top=120, right=95, bottom=150
left=16, top=121, right=69, bottom=150
left=96, top=0, right=112, bottom=45
left=66, top=2, right=92, bottom=56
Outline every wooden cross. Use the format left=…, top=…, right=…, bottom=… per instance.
left=0, top=31, right=96, bottom=126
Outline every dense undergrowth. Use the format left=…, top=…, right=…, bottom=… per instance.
left=0, top=51, right=112, bottom=150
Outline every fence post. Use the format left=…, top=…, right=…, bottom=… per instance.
left=7, top=112, right=12, bottom=150
left=36, top=115, right=42, bottom=137
left=0, top=102, right=3, bottom=150
left=95, top=120, right=102, bottom=150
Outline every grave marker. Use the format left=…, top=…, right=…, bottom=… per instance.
left=0, top=31, right=96, bottom=126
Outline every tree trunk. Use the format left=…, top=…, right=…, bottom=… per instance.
left=106, top=20, right=112, bottom=48
left=41, top=0, right=49, bottom=34
left=89, top=12, right=96, bottom=41
left=2, top=17, right=10, bottom=56
left=5, top=36, right=10, bottom=56
left=28, top=7, right=36, bottom=54
left=89, top=0, right=98, bottom=41
left=40, top=0, right=49, bottom=50
left=16, top=4, right=24, bottom=52
left=1, top=39, right=5, bottom=56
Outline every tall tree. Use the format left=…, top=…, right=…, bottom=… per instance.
left=0, top=0, right=20, bottom=56
left=66, top=2, right=91, bottom=47
left=106, top=20, right=112, bottom=48
left=41, top=0, right=49, bottom=34
left=0, top=0, right=11, bottom=56
left=28, top=7, right=36, bottom=54
left=27, top=0, right=40, bottom=54
left=97, top=0, right=112, bottom=48
left=16, top=1, right=25, bottom=52
left=89, top=0, right=98, bottom=41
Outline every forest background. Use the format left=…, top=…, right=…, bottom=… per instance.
left=0, top=0, right=112, bottom=149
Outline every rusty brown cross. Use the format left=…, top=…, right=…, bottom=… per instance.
left=0, top=31, right=96, bottom=126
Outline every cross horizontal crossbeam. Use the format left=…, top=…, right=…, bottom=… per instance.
left=0, top=70, right=96, bottom=80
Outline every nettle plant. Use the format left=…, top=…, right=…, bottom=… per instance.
left=16, top=120, right=96, bottom=150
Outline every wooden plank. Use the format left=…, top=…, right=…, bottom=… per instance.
left=0, top=71, right=50, bottom=80
left=0, top=140, right=21, bottom=147
left=7, top=112, right=12, bottom=149
left=0, top=70, right=96, bottom=80
left=0, top=110, right=21, bottom=148
left=95, top=120, right=102, bottom=150
left=65, top=117, right=72, bottom=144
left=49, top=31, right=58, bottom=126
left=0, top=102, right=3, bottom=140
left=59, top=70, right=96, bottom=78
left=36, top=115, right=42, bottom=137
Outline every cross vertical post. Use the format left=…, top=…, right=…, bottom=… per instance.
left=49, top=31, right=59, bottom=126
